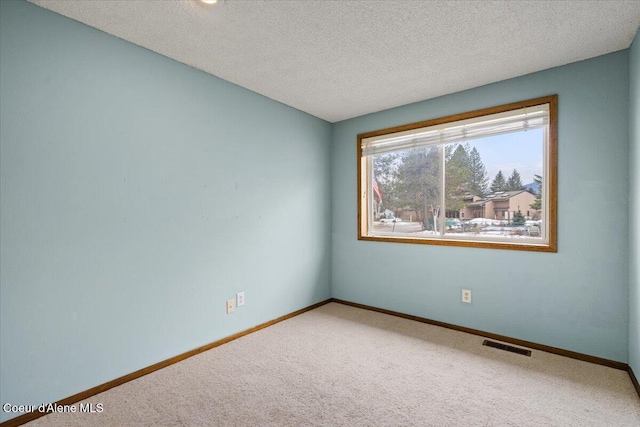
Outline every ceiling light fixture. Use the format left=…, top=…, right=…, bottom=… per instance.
left=201, top=0, right=218, bottom=4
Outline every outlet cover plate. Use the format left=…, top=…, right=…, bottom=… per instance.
left=227, top=299, right=235, bottom=313
left=462, top=289, right=472, bottom=304
left=237, top=291, right=245, bottom=307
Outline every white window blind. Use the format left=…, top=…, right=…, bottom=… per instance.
left=361, top=104, right=549, bottom=156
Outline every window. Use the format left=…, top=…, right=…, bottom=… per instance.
left=358, top=95, right=557, bottom=252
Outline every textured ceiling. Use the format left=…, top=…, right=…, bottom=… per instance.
left=28, top=0, right=640, bottom=123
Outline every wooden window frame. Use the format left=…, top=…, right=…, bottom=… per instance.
left=357, top=95, right=557, bottom=252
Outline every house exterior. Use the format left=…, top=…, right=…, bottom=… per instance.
left=459, top=190, right=538, bottom=220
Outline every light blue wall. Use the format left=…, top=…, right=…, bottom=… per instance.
left=630, top=30, right=640, bottom=375
left=0, top=1, right=331, bottom=421
left=332, top=51, right=630, bottom=363
left=0, top=0, right=636, bottom=422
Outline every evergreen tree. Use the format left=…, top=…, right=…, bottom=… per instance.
left=468, top=147, right=488, bottom=197
left=529, top=174, right=542, bottom=211
left=445, top=144, right=471, bottom=212
left=490, top=170, right=507, bottom=192
left=506, top=169, right=525, bottom=191
left=513, top=210, right=525, bottom=225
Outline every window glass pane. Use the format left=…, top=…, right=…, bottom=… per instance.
left=443, top=129, right=544, bottom=240
left=371, top=146, right=442, bottom=236
left=358, top=95, right=556, bottom=252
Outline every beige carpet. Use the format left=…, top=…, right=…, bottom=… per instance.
left=27, top=302, right=640, bottom=426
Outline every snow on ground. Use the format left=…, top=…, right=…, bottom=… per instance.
left=374, top=218, right=542, bottom=239
left=415, top=230, right=542, bottom=239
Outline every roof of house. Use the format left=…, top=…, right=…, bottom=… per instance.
left=465, top=190, right=533, bottom=207
left=484, top=190, right=530, bottom=201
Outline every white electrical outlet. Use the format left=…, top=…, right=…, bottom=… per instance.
left=462, top=289, right=472, bottom=304
left=237, top=291, right=245, bottom=307
left=226, top=299, right=235, bottom=314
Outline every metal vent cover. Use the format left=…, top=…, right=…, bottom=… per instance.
left=483, top=340, right=532, bottom=357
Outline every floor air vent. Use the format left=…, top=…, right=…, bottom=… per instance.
left=483, top=340, right=532, bottom=356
